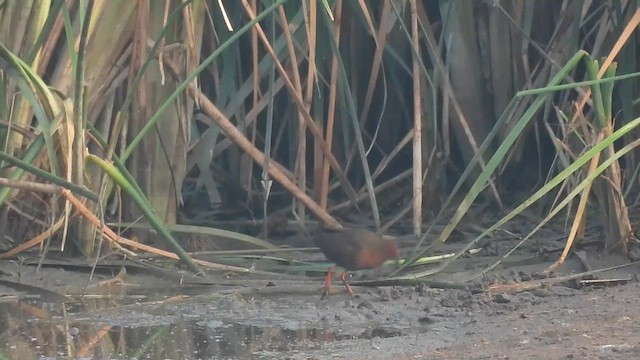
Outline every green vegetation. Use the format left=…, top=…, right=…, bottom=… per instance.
left=1, top=0, right=639, bottom=279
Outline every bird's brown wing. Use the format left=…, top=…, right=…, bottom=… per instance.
left=314, top=230, right=364, bottom=270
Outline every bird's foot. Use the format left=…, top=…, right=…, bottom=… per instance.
left=321, top=266, right=335, bottom=299
left=340, top=272, right=356, bottom=297
left=321, top=286, right=330, bottom=300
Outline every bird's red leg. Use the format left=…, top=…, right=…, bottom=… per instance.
left=340, top=271, right=355, bottom=296
left=321, top=266, right=334, bottom=299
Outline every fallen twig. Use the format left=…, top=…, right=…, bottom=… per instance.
left=487, top=260, right=640, bottom=294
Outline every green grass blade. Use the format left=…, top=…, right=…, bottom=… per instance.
left=122, top=0, right=289, bottom=162
left=86, top=154, right=202, bottom=274
left=398, top=50, right=588, bottom=273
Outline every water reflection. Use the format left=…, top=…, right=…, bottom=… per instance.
left=0, top=299, right=404, bottom=359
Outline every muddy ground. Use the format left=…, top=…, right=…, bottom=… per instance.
left=1, top=246, right=639, bottom=359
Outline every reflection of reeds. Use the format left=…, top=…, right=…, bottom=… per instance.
left=0, top=301, right=110, bottom=359
left=0, top=299, right=338, bottom=358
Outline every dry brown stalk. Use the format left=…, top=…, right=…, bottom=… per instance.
left=163, top=59, right=342, bottom=229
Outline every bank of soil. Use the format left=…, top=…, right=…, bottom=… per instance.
left=1, top=251, right=639, bottom=359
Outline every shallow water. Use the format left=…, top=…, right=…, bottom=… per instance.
left=0, top=289, right=412, bottom=359
left=3, top=253, right=638, bottom=359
